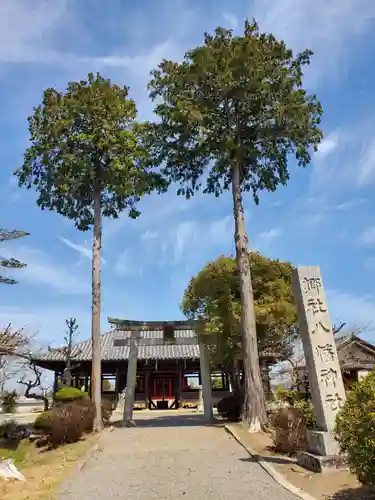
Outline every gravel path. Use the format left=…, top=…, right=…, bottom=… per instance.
left=59, top=412, right=298, bottom=500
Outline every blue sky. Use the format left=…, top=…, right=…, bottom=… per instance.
left=1, top=0, right=375, bottom=349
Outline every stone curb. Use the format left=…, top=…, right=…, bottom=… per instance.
left=76, top=435, right=101, bottom=473
left=59, top=432, right=103, bottom=494
left=224, top=424, right=318, bottom=500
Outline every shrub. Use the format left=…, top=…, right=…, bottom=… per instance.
left=271, top=407, right=308, bottom=454
left=217, top=392, right=244, bottom=421
left=293, top=400, right=316, bottom=429
left=34, top=397, right=95, bottom=448
left=74, top=397, right=95, bottom=432
left=1, top=390, right=18, bottom=413
left=48, top=403, right=84, bottom=447
left=34, top=411, right=52, bottom=433
left=47, top=399, right=95, bottom=448
left=334, top=370, right=375, bottom=486
left=54, top=387, right=87, bottom=403
left=0, top=420, right=30, bottom=441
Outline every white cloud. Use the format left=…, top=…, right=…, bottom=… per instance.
left=358, top=136, right=375, bottom=186
left=328, top=199, right=366, bottom=211
left=141, top=230, right=159, bottom=240
left=258, top=227, right=282, bottom=240
left=326, top=289, right=375, bottom=341
left=115, top=249, right=143, bottom=276
left=252, top=0, right=375, bottom=86
left=222, top=12, right=239, bottom=30
left=173, top=221, right=197, bottom=261
left=0, top=0, right=68, bottom=64
left=0, top=304, right=91, bottom=347
left=309, top=120, right=375, bottom=193
left=360, top=226, right=375, bottom=246
left=0, top=245, right=89, bottom=295
left=59, top=237, right=91, bottom=261
left=85, top=40, right=181, bottom=83
left=59, top=236, right=107, bottom=265
left=209, top=215, right=233, bottom=243
left=315, top=133, right=339, bottom=159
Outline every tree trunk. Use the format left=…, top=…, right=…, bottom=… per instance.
left=63, top=368, right=72, bottom=387
left=229, top=359, right=242, bottom=395
left=24, top=388, right=49, bottom=412
left=64, top=330, right=73, bottom=386
left=231, top=162, right=267, bottom=431
left=91, top=188, right=103, bottom=432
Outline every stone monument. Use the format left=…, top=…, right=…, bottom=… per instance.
left=292, top=266, right=347, bottom=472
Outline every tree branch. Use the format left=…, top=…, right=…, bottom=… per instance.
left=17, top=359, right=50, bottom=411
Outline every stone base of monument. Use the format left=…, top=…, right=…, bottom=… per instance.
left=297, top=429, right=348, bottom=473
left=297, top=451, right=348, bottom=473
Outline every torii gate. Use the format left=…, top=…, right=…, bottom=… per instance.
left=114, top=320, right=215, bottom=427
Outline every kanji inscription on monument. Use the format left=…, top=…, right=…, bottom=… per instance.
left=292, top=266, right=346, bottom=434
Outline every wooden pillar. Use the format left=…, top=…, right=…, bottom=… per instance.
left=115, top=366, right=121, bottom=398
left=198, top=336, right=213, bottom=420
left=144, top=370, right=150, bottom=410
left=175, top=361, right=182, bottom=409
left=123, top=331, right=139, bottom=426
left=260, top=359, right=271, bottom=398
left=53, top=371, right=58, bottom=394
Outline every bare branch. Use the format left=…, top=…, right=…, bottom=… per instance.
left=0, top=323, right=29, bottom=355
left=333, top=322, right=346, bottom=336
left=18, top=359, right=49, bottom=411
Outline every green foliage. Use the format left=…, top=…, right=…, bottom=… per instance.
left=211, top=377, right=223, bottom=389
left=1, top=390, right=18, bottom=413
left=271, top=407, right=308, bottom=454
left=35, top=399, right=95, bottom=448
left=14, top=72, right=167, bottom=231
left=48, top=401, right=94, bottom=447
left=335, top=370, right=375, bottom=485
left=54, top=387, right=87, bottom=402
left=293, top=400, right=316, bottom=429
left=102, top=379, right=113, bottom=392
left=182, top=252, right=298, bottom=368
left=34, top=411, right=52, bottom=432
left=0, top=229, right=29, bottom=284
left=146, top=19, right=322, bottom=202
left=0, top=425, right=29, bottom=464
left=217, top=393, right=244, bottom=421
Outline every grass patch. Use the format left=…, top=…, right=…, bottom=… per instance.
left=0, top=439, right=31, bottom=465
left=0, top=434, right=98, bottom=500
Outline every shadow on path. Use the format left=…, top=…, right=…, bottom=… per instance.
left=330, top=486, right=375, bottom=500
left=240, top=455, right=296, bottom=466
left=112, top=413, right=224, bottom=428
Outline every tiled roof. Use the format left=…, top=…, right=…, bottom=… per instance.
left=32, top=329, right=200, bottom=362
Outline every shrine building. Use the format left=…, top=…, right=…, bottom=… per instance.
left=30, top=317, right=279, bottom=410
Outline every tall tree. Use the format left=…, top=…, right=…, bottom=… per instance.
left=182, top=253, right=298, bottom=394
left=146, top=20, right=322, bottom=430
left=61, top=318, right=79, bottom=387
left=14, top=73, right=166, bottom=431
left=0, top=229, right=29, bottom=284
left=47, top=319, right=83, bottom=389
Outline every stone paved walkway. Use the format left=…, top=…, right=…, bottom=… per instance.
left=60, top=412, right=298, bottom=500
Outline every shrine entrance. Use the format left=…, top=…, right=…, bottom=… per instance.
left=150, top=374, right=177, bottom=410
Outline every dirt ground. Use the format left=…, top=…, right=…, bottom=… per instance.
left=227, top=423, right=375, bottom=500
left=0, top=434, right=98, bottom=500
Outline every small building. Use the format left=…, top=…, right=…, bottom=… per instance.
left=31, top=318, right=280, bottom=410
left=280, top=333, right=375, bottom=393
left=336, top=334, right=375, bottom=388
left=31, top=318, right=230, bottom=410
